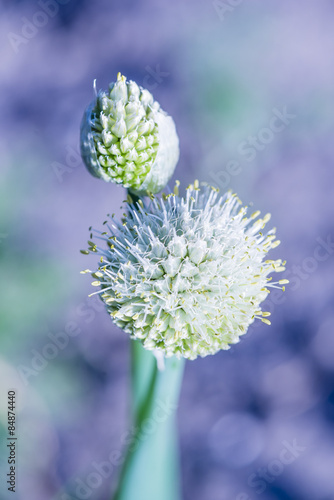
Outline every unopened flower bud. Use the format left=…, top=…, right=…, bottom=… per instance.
left=80, top=73, right=179, bottom=195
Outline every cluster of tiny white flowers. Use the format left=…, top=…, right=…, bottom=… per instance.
left=80, top=73, right=179, bottom=195
left=81, top=182, right=288, bottom=360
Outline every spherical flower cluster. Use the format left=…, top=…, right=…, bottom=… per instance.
left=80, top=73, right=179, bottom=195
left=81, top=183, right=288, bottom=360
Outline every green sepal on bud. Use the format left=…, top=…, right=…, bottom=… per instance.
left=80, top=73, right=179, bottom=195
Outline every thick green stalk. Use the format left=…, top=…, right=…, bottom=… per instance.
left=113, top=340, right=185, bottom=500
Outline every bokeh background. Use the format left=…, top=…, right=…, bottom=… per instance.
left=1, top=1, right=334, bottom=499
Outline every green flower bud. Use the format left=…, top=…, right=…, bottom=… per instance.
left=80, top=73, right=179, bottom=195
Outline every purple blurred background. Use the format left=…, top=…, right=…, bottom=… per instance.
left=1, top=1, right=334, bottom=499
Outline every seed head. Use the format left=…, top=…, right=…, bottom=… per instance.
left=82, top=183, right=287, bottom=360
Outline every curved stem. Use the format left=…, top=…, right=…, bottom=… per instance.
left=113, top=352, right=158, bottom=500
left=112, top=341, right=185, bottom=500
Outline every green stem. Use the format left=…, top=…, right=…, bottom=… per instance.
left=112, top=341, right=185, bottom=500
